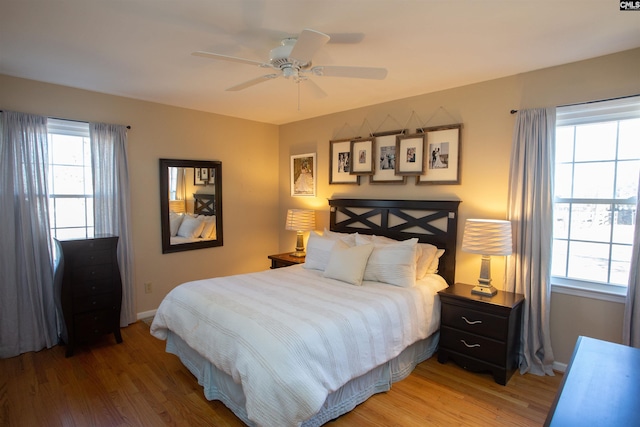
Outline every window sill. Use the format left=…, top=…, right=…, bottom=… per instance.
left=551, top=280, right=626, bottom=304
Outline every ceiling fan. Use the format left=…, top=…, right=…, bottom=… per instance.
left=192, top=28, right=387, bottom=95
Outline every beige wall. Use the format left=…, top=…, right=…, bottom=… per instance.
left=278, top=48, right=640, bottom=365
left=0, top=74, right=280, bottom=315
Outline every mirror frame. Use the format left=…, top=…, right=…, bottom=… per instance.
left=160, top=158, right=223, bottom=254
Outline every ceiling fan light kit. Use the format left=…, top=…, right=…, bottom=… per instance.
left=193, top=28, right=388, bottom=95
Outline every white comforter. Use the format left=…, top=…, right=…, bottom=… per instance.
left=150, top=265, right=447, bottom=427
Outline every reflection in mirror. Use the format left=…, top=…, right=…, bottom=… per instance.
left=160, top=159, right=223, bottom=254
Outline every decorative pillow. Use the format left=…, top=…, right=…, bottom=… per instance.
left=363, top=238, right=419, bottom=287
left=169, top=213, right=183, bottom=237
left=200, top=215, right=217, bottom=239
left=323, top=241, right=374, bottom=286
left=177, top=215, right=206, bottom=238
left=416, top=243, right=439, bottom=279
left=304, top=231, right=354, bottom=271
left=426, top=249, right=445, bottom=274
left=356, top=234, right=436, bottom=280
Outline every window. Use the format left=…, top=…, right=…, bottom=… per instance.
left=552, top=96, right=640, bottom=296
left=47, top=119, right=94, bottom=239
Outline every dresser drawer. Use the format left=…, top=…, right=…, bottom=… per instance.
left=440, top=326, right=507, bottom=366
left=441, top=304, right=507, bottom=341
left=74, top=310, right=117, bottom=339
left=72, top=264, right=114, bottom=283
left=71, top=278, right=114, bottom=296
left=74, top=248, right=113, bottom=266
left=73, top=292, right=116, bottom=313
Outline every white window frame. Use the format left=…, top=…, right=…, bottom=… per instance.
left=47, top=118, right=94, bottom=240
left=551, top=96, right=640, bottom=302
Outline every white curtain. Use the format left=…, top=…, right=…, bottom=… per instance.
left=507, top=108, right=555, bottom=376
left=0, top=111, right=57, bottom=358
left=90, top=123, right=136, bottom=326
left=623, top=173, right=640, bottom=348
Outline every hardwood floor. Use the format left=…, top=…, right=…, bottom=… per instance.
left=1, top=321, right=563, bottom=426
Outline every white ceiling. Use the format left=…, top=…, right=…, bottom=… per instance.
left=1, top=1, right=639, bottom=125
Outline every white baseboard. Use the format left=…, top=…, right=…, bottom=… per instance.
left=552, top=361, right=567, bottom=373
left=137, top=309, right=157, bottom=320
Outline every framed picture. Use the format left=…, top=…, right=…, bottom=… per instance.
left=329, top=138, right=360, bottom=184
left=416, top=124, right=462, bottom=185
left=194, top=167, right=207, bottom=186
left=370, top=130, right=407, bottom=184
left=290, top=153, right=316, bottom=197
left=208, top=168, right=216, bottom=185
left=396, top=133, right=425, bottom=175
left=350, top=138, right=374, bottom=174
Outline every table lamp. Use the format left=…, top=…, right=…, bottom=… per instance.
left=285, top=209, right=316, bottom=257
left=461, top=218, right=513, bottom=296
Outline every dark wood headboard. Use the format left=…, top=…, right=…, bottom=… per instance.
left=193, top=194, right=216, bottom=216
left=329, top=199, right=460, bottom=286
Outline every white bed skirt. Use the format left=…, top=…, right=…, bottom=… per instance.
left=165, top=330, right=439, bottom=426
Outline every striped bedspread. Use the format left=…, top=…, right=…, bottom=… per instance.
left=150, top=265, right=447, bottom=427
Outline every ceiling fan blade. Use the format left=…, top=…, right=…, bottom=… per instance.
left=289, top=29, right=330, bottom=65
left=311, top=65, right=388, bottom=80
left=301, top=79, right=328, bottom=99
left=326, top=33, right=365, bottom=44
left=192, top=51, right=268, bottom=68
left=226, top=74, right=279, bottom=91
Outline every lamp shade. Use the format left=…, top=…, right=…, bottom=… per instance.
left=285, top=209, right=316, bottom=231
left=461, top=219, right=512, bottom=256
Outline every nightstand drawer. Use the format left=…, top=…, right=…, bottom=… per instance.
left=440, top=326, right=507, bottom=366
left=441, top=304, right=507, bottom=341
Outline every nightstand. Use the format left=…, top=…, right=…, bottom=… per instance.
left=437, top=283, right=524, bottom=385
left=268, top=252, right=306, bottom=269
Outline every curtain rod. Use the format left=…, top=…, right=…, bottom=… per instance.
left=0, top=110, right=131, bottom=129
left=510, top=94, right=640, bottom=114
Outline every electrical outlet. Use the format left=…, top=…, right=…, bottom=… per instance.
left=144, top=282, right=152, bottom=294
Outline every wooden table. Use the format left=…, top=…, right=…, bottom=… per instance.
left=545, top=335, right=640, bottom=426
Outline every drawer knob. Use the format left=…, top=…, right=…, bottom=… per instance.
left=460, top=339, right=481, bottom=348
left=461, top=316, right=482, bottom=325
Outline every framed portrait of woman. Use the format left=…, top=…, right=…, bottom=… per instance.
left=290, top=153, right=317, bottom=197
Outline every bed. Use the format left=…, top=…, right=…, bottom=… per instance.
left=151, top=199, right=460, bottom=426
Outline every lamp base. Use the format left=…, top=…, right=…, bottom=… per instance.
left=471, top=285, right=498, bottom=297
left=290, top=250, right=306, bottom=258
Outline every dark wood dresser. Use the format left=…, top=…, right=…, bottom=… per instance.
left=438, top=283, right=524, bottom=385
left=54, top=235, right=123, bottom=357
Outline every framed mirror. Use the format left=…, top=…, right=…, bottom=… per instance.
left=160, top=159, right=223, bottom=253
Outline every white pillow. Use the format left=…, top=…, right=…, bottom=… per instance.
left=323, top=228, right=357, bottom=246
left=304, top=231, right=353, bottom=271
left=356, top=234, right=435, bottom=279
left=426, top=249, right=445, bottom=274
left=355, top=234, right=396, bottom=245
left=177, top=215, right=206, bottom=238
left=200, top=215, right=217, bottom=239
left=323, top=241, right=374, bottom=286
left=416, top=243, right=439, bottom=279
left=169, top=213, right=183, bottom=237
left=362, top=238, right=419, bottom=287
